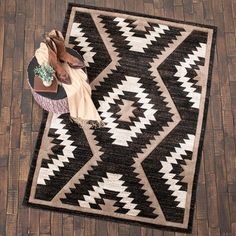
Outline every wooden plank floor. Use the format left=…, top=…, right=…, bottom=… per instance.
left=0, top=0, right=235, bottom=235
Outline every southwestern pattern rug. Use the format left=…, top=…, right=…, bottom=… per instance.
left=24, top=3, right=216, bottom=233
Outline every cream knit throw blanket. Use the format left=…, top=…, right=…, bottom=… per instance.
left=35, top=42, right=104, bottom=128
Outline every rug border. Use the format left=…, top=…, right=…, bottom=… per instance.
left=23, top=3, right=217, bottom=234
left=61, top=3, right=217, bottom=36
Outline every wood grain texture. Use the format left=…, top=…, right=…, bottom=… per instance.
left=0, top=0, right=235, bottom=235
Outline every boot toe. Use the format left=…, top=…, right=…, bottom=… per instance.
left=68, top=59, right=85, bottom=69
left=57, top=73, right=71, bottom=85
left=62, top=74, right=71, bottom=85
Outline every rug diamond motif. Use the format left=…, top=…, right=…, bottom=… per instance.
left=95, top=75, right=177, bottom=147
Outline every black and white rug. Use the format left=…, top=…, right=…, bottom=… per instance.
left=24, top=3, right=216, bottom=233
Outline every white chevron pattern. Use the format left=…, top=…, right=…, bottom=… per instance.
left=98, top=76, right=157, bottom=146
left=70, top=22, right=96, bottom=66
left=114, top=17, right=169, bottom=53
left=174, top=43, right=206, bottom=109
left=159, top=134, right=195, bottom=208
left=78, top=172, right=141, bottom=216
left=37, top=114, right=76, bottom=185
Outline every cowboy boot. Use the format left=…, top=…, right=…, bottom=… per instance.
left=44, top=37, right=71, bottom=85
left=49, top=30, right=85, bottom=69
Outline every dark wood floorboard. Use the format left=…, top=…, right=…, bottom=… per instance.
left=0, top=0, right=235, bottom=235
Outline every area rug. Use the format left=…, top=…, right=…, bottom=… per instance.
left=24, top=3, right=216, bottom=233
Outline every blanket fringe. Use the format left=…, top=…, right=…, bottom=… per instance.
left=70, top=116, right=106, bottom=129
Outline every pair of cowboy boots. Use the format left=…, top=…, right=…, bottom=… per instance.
left=44, top=30, right=84, bottom=85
